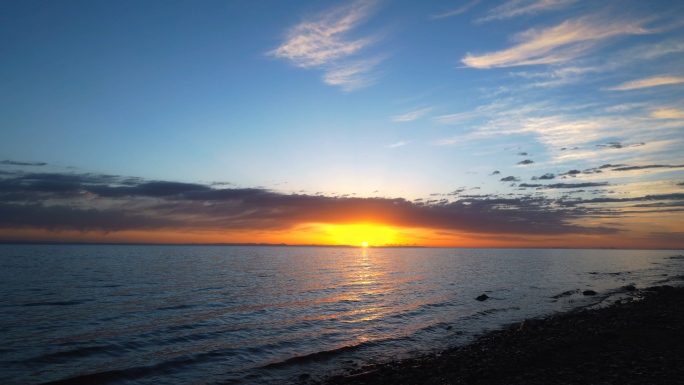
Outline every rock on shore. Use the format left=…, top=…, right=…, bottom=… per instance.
left=319, top=286, right=684, bottom=385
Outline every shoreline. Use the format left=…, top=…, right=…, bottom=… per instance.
left=318, top=285, right=684, bottom=385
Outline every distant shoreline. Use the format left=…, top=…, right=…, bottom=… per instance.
left=1, top=241, right=682, bottom=250
left=0, top=241, right=424, bottom=248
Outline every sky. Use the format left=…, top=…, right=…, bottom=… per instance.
left=1, top=0, right=683, bottom=248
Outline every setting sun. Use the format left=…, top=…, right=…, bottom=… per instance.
left=314, top=223, right=402, bottom=246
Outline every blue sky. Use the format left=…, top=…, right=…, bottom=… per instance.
left=1, top=0, right=683, bottom=247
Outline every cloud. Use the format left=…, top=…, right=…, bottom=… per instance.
left=597, top=142, right=624, bottom=149
left=651, top=108, right=684, bottom=119
left=0, top=171, right=622, bottom=237
left=432, top=100, right=509, bottom=125
left=387, top=140, right=410, bottom=148
left=1, top=160, right=47, bottom=166
left=462, top=16, right=653, bottom=68
left=510, top=66, right=601, bottom=87
left=605, top=75, right=684, bottom=91
left=269, top=0, right=382, bottom=90
left=611, top=164, right=684, bottom=171
left=430, top=0, right=480, bottom=20
left=560, top=169, right=581, bottom=176
left=391, top=107, right=434, bottom=122
left=622, top=40, right=684, bottom=61
left=269, top=0, right=376, bottom=67
left=518, top=159, right=534, bottom=165
left=477, top=0, right=578, bottom=23
left=322, top=57, right=383, bottom=91
left=595, top=141, right=645, bottom=149
left=500, top=176, right=520, bottom=182
left=532, top=173, right=556, bottom=180
left=545, top=182, right=609, bottom=188
left=558, top=193, right=684, bottom=207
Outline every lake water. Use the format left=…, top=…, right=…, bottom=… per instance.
left=1, top=245, right=682, bottom=384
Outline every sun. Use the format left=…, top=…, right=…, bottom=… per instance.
left=361, top=241, right=369, bottom=247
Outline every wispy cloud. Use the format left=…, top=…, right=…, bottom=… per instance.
left=434, top=96, right=683, bottom=169
left=323, top=57, right=383, bottom=91
left=1, top=160, right=47, bottom=166
left=605, top=75, right=684, bottom=91
left=462, top=16, right=653, bottom=68
left=430, top=0, right=480, bottom=20
left=509, top=66, right=598, bottom=87
left=391, top=107, right=434, bottom=122
left=477, top=0, right=578, bottom=23
left=387, top=140, right=410, bottom=148
left=619, top=40, right=684, bottom=61
left=612, top=164, right=684, bottom=171
left=604, top=103, right=647, bottom=113
left=651, top=108, right=684, bottom=119
left=269, top=0, right=383, bottom=90
left=433, top=100, right=512, bottom=125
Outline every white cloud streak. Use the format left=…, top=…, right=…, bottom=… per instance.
left=269, top=0, right=382, bottom=90
left=434, top=98, right=683, bottom=161
left=269, top=0, right=375, bottom=67
left=620, top=40, right=684, bottom=61
left=605, top=75, right=684, bottom=91
left=387, top=140, right=410, bottom=148
left=430, top=0, right=480, bottom=20
left=509, top=66, right=599, bottom=87
left=478, top=0, right=578, bottom=23
left=651, top=108, right=684, bottom=119
left=391, top=107, right=434, bottom=122
left=323, top=57, right=383, bottom=91
left=462, top=17, right=654, bottom=69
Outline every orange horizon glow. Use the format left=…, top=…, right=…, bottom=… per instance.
left=1, top=221, right=683, bottom=249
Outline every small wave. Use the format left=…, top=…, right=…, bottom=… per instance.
left=262, top=340, right=380, bottom=369
left=155, top=304, right=196, bottom=311
left=29, top=344, right=128, bottom=364
left=40, top=349, right=233, bottom=384
left=462, top=306, right=519, bottom=321
left=550, top=289, right=579, bottom=299
left=22, top=300, right=83, bottom=307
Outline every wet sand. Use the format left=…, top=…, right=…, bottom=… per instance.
left=320, top=285, right=684, bottom=385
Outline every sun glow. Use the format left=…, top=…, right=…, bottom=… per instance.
left=315, top=223, right=402, bottom=246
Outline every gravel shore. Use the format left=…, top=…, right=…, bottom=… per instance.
left=320, top=285, right=684, bottom=385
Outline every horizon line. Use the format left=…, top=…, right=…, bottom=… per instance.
left=0, top=240, right=681, bottom=251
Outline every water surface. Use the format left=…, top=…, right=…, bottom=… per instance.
left=0, top=245, right=682, bottom=384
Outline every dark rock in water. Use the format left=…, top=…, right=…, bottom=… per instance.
left=446, top=325, right=453, bottom=330
left=624, top=285, right=636, bottom=291
left=583, top=290, right=597, bottom=296
left=299, top=373, right=311, bottom=380
left=476, top=294, right=489, bottom=301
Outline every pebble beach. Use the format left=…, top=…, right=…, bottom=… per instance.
left=321, top=284, right=684, bottom=385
